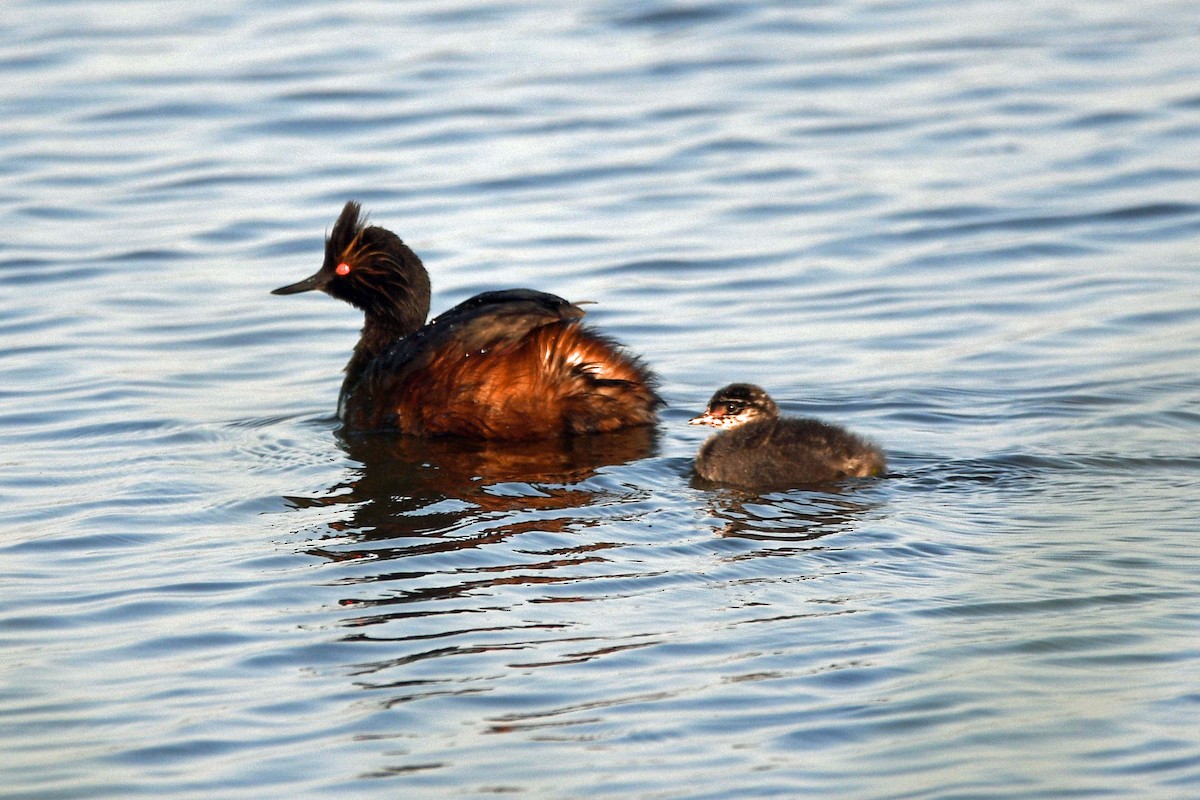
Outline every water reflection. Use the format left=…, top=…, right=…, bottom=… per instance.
left=280, top=428, right=669, bottom=715
left=696, top=480, right=885, bottom=543
left=290, top=426, right=657, bottom=589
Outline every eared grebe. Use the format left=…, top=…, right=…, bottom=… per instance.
left=273, top=201, right=661, bottom=439
left=689, top=383, right=885, bottom=488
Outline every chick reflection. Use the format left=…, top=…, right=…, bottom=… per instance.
left=695, top=481, right=882, bottom=545
left=307, top=426, right=657, bottom=549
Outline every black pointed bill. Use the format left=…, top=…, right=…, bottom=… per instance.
left=271, top=271, right=327, bottom=295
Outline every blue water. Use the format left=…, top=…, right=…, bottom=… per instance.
left=3, top=1, right=1200, bottom=798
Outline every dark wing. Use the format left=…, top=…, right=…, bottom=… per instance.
left=423, top=289, right=586, bottom=352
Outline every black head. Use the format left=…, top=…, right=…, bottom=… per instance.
left=272, top=201, right=432, bottom=335
left=689, top=383, right=779, bottom=429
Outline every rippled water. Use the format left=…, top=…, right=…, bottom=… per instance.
left=3, top=1, right=1200, bottom=798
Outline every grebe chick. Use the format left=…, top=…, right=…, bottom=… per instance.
left=273, top=201, right=661, bottom=439
left=689, top=383, right=885, bottom=488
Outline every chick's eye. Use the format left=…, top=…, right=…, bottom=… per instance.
left=725, top=402, right=741, bottom=414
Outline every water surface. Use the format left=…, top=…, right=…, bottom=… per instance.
left=2, top=1, right=1200, bottom=798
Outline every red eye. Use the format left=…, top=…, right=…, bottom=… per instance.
left=335, top=262, right=351, bottom=276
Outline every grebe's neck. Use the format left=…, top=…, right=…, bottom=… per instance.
left=340, top=311, right=425, bottom=407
